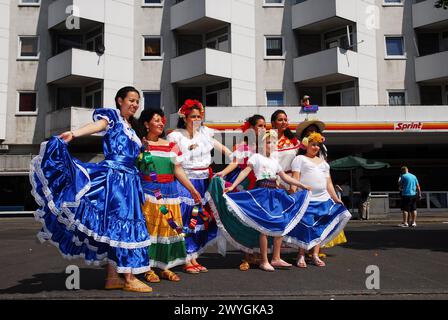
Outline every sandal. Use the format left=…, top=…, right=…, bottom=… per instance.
left=144, top=270, right=161, bottom=283
left=183, top=265, right=200, bottom=274
left=296, top=255, right=307, bottom=269
left=270, top=259, right=292, bottom=269
left=160, top=270, right=181, bottom=282
left=105, top=277, right=125, bottom=290
left=192, top=263, right=208, bottom=273
left=123, top=278, right=152, bottom=293
left=259, top=262, right=275, bottom=272
left=239, top=260, right=250, bottom=271
left=311, top=255, right=326, bottom=267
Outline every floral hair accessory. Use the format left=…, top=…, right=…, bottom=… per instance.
left=300, top=132, right=325, bottom=149
left=177, top=99, right=205, bottom=118
left=161, top=116, right=167, bottom=125
left=241, top=121, right=251, bottom=132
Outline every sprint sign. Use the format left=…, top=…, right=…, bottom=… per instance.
left=394, top=122, right=423, bottom=131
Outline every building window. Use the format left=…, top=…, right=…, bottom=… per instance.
left=206, top=82, right=230, bottom=107
left=18, top=36, right=39, bottom=59
left=265, top=36, right=284, bottom=59
left=206, top=27, right=230, bottom=53
left=142, top=0, right=163, bottom=6
left=56, top=88, right=82, bottom=110
left=383, top=0, right=403, bottom=6
left=17, top=92, right=37, bottom=114
left=385, top=36, right=405, bottom=58
left=388, top=91, right=406, bottom=106
left=143, top=36, right=162, bottom=59
left=85, top=82, right=103, bottom=109
left=325, top=81, right=356, bottom=106
left=143, top=91, right=162, bottom=110
left=266, top=91, right=284, bottom=106
left=324, top=26, right=354, bottom=50
left=19, top=0, right=40, bottom=6
left=264, top=0, right=284, bottom=7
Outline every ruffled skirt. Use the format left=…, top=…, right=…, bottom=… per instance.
left=223, top=184, right=311, bottom=237
left=30, top=137, right=151, bottom=274
left=283, top=199, right=352, bottom=250
left=176, top=178, right=219, bottom=260
left=141, top=179, right=187, bottom=269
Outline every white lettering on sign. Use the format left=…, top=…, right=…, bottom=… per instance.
left=394, top=122, right=423, bottom=131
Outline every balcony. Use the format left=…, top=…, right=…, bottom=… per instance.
left=293, top=47, right=358, bottom=84
left=171, top=48, right=231, bottom=84
left=415, top=51, right=448, bottom=83
left=413, top=0, right=448, bottom=30
left=292, top=0, right=356, bottom=31
left=45, top=107, right=96, bottom=138
left=48, top=0, right=105, bottom=30
left=47, top=48, right=104, bottom=85
left=171, top=0, right=231, bottom=32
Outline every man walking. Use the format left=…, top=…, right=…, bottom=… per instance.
left=398, top=166, right=421, bottom=227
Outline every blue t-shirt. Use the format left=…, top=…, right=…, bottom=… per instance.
left=400, top=173, right=419, bottom=196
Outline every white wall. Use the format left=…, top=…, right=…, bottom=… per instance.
left=0, top=0, right=10, bottom=141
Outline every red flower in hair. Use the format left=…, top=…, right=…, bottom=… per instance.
left=161, top=116, right=167, bottom=125
left=178, top=99, right=205, bottom=118
left=241, top=121, right=251, bottom=132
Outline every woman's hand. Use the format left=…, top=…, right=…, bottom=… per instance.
left=59, top=131, right=75, bottom=143
left=333, top=198, right=344, bottom=205
left=190, top=189, right=202, bottom=204
left=223, top=186, right=235, bottom=194
left=301, top=184, right=312, bottom=191
left=215, top=171, right=225, bottom=177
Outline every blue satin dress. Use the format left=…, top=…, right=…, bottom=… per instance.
left=29, top=108, right=151, bottom=274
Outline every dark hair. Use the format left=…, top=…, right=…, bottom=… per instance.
left=300, top=124, right=321, bottom=140
left=115, top=86, right=141, bottom=133
left=247, top=114, right=265, bottom=127
left=270, top=109, right=295, bottom=140
left=138, top=108, right=166, bottom=139
left=243, top=114, right=265, bottom=145
left=176, top=105, right=203, bottom=129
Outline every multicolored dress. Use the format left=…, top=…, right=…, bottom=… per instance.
left=284, top=155, right=351, bottom=250
left=223, top=153, right=311, bottom=237
left=136, top=143, right=187, bottom=269
left=29, top=108, right=151, bottom=273
left=167, top=126, right=219, bottom=260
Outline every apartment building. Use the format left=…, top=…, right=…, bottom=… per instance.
left=1, top=0, right=448, bottom=213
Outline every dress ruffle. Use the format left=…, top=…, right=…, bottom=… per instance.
left=223, top=186, right=311, bottom=237
left=30, top=137, right=151, bottom=273
left=283, top=199, right=352, bottom=250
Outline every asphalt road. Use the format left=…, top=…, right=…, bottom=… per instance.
left=1, top=217, right=448, bottom=300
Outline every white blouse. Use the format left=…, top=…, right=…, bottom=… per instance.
left=291, top=155, right=331, bottom=202
left=167, top=126, right=215, bottom=179
left=247, top=153, right=282, bottom=181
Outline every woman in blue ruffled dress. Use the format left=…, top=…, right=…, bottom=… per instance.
left=284, top=132, right=352, bottom=268
left=29, top=86, right=152, bottom=293
left=223, top=130, right=312, bottom=272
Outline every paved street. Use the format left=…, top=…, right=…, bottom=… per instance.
left=1, top=217, right=448, bottom=300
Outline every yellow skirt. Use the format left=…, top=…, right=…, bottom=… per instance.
left=322, top=231, right=347, bottom=249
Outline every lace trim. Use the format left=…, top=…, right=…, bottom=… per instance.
left=223, top=190, right=311, bottom=237
left=149, top=257, right=187, bottom=270
left=178, top=191, right=211, bottom=206
left=283, top=208, right=351, bottom=250
left=30, top=141, right=151, bottom=249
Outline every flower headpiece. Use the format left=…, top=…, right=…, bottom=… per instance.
left=241, top=121, right=251, bottom=132
left=300, top=132, right=325, bottom=149
left=177, top=99, right=205, bottom=119
left=161, top=116, right=167, bottom=125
